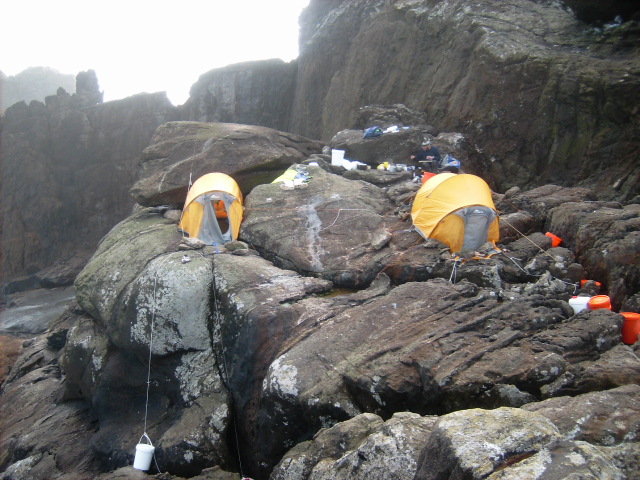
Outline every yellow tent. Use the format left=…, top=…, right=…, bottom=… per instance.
left=179, top=173, right=244, bottom=245
left=411, top=173, right=499, bottom=253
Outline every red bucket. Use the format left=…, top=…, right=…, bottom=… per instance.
left=621, top=312, right=640, bottom=345
left=588, top=295, right=612, bottom=311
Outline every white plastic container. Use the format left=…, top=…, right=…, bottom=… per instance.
left=331, top=149, right=345, bottom=166
left=569, top=296, right=591, bottom=314
left=133, top=434, right=155, bottom=471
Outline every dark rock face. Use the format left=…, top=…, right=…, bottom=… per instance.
left=182, top=59, right=297, bottom=131
left=186, top=1, right=640, bottom=202
left=0, top=88, right=178, bottom=290
left=564, top=0, right=640, bottom=23
left=293, top=0, right=640, bottom=199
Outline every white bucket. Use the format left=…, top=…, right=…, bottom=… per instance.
left=133, top=434, right=155, bottom=471
left=331, top=149, right=345, bottom=166
left=569, top=296, right=591, bottom=314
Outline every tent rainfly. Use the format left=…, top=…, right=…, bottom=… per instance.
left=179, top=173, right=244, bottom=245
left=411, top=173, right=499, bottom=253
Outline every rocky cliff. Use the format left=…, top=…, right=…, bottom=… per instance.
left=181, top=59, right=297, bottom=131
left=187, top=0, right=640, bottom=200
left=1, top=4, right=640, bottom=478
left=0, top=75, right=178, bottom=290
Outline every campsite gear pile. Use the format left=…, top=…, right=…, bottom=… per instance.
left=568, top=294, right=613, bottom=314
left=272, top=165, right=313, bottom=189
left=377, top=162, right=415, bottom=173
left=363, top=126, right=384, bottom=138
left=439, top=153, right=461, bottom=172
left=330, top=149, right=369, bottom=170
left=179, top=173, right=244, bottom=246
left=363, top=125, right=409, bottom=138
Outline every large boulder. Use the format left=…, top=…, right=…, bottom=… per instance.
left=241, top=166, right=399, bottom=287
left=271, top=412, right=437, bottom=480
left=129, top=121, right=323, bottom=207
left=414, top=407, right=626, bottom=479
left=73, top=207, right=207, bottom=356
left=69, top=208, right=235, bottom=474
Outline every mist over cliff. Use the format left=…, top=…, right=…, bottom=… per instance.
left=0, top=67, right=75, bottom=112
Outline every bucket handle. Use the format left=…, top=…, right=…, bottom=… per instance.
left=138, top=432, right=154, bottom=447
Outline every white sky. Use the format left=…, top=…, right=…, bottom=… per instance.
left=1, top=0, right=310, bottom=105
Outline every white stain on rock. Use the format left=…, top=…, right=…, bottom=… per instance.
left=265, top=355, right=299, bottom=397
left=300, top=197, right=324, bottom=273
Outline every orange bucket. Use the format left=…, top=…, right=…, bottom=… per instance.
left=545, top=232, right=562, bottom=247
left=580, top=279, right=602, bottom=289
left=588, top=295, right=612, bottom=311
left=621, top=312, right=640, bottom=345
left=421, top=172, right=436, bottom=184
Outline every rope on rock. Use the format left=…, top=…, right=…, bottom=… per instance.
left=318, top=208, right=374, bottom=231
left=496, top=216, right=579, bottom=293
left=449, top=258, right=461, bottom=283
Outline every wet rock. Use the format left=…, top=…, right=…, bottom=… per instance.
left=547, top=202, right=640, bottom=309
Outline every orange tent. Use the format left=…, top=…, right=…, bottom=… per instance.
left=411, top=173, right=499, bottom=253
left=179, top=173, right=243, bottom=245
